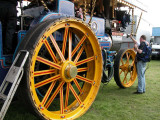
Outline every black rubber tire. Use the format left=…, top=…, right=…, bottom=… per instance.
left=102, top=63, right=114, bottom=83
left=114, top=49, right=127, bottom=88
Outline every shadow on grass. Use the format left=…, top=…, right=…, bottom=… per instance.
left=1, top=100, right=38, bottom=120
left=100, top=80, right=137, bottom=96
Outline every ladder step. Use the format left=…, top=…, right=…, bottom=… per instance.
left=0, top=93, right=7, bottom=101
left=5, top=66, right=23, bottom=83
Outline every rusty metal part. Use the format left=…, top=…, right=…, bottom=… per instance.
left=135, top=12, right=143, bottom=35
left=83, top=0, right=87, bottom=21
left=131, top=8, right=134, bottom=35
left=40, top=0, right=49, bottom=11
left=88, top=0, right=96, bottom=25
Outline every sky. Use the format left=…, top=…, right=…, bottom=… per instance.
left=141, top=0, right=160, bottom=27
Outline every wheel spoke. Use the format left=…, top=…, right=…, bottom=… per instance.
left=126, top=52, right=131, bottom=63
left=119, top=69, right=123, bottom=75
left=130, top=71, right=133, bottom=80
left=62, top=27, right=69, bottom=56
left=60, top=86, right=64, bottom=114
left=68, top=30, right=72, bottom=61
left=35, top=74, right=60, bottom=88
left=41, top=81, right=56, bottom=106
left=74, top=46, right=84, bottom=63
left=73, top=79, right=82, bottom=93
left=77, top=67, right=88, bottom=72
left=69, top=84, right=82, bottom=104
left=76, top=75, right=93, bottom=84
left=44, top=40, right=57, bottom=63
left=121, top=58, right=124, bottom=65
left=34, top=69, right=55, bottom=77
left=126, top=52, right=129, bottom=63
left=36, top=56, right=61, bottom=70
left=71, top=35, right=86, bottom=57
left=50, top=34, right=65, bottom=62
left=123, top=71, right=128, bottom=83
left=45, top=81, right=65, bottom=109
left=119, top=65, right=123, bottom=69
left=131, top=59, right=135, bottom=66
left=65, top=83, right=70, bottom=108
left=76, top=56, right=95, bottom=66
left=128, top=54, right=131, bottom=61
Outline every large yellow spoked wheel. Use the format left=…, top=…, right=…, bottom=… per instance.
left=19, top=18, right=102, bottom=120
left=114, top=49, right=137, bottom=88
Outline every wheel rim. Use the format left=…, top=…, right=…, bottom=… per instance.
left=118, top=49, right=137, bottom=87
left=29, top=19, right=102, bottom=119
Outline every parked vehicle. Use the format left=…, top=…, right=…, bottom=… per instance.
left=151, top=27, right=160, bottom=59
left=0, top=0, right=146, bottom=119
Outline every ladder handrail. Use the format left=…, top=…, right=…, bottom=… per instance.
left=0, top=50, right=29, bottom=120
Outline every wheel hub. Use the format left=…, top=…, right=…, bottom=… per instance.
left=61, top=61, right=77, bottom=82
left=121, top=64, right=128, bottom=72
left=65, top=64, right=77, bottom=79
left=128, top=65, right=133, bottom=72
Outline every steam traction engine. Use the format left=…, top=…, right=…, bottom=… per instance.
left=0, top=0, right=145, bottom=119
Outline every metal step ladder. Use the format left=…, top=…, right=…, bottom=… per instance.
left=0, top=50, right=29, bottom=120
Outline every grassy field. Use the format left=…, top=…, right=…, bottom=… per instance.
left=3, top=60, right=160, bottom=120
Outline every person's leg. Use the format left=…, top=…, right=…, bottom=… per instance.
left=143, top=75, right=145, bottom=92
left=142, top=62, right=146, bottom=92
left=4, top=6, right=17, bottom=54
left=137, top=61, right=143, bottom=93
left=0, top=6, right=7, bottom=52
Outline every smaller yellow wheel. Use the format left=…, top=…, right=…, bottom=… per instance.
left=114, top=49, right=137, bottom=88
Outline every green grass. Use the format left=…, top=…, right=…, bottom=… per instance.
left=3, top=60, right=160, bottom=120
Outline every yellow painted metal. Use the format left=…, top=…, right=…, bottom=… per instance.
left=29, top=18, right=102, bottom=120
left=135, top=11, right=143, bottom=35
left=119, top=49, right=137, bottom=87
left=83, top=0, right=87, bottom=22
left=61, top=61, right=77, bottom=83
left=112, top=0, right=116, bottom=19
left=131, top=8, right=134, bottom=35
left=88, top=0, right=97, bottom=25
left=40, top=0, right=49, bottom=11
